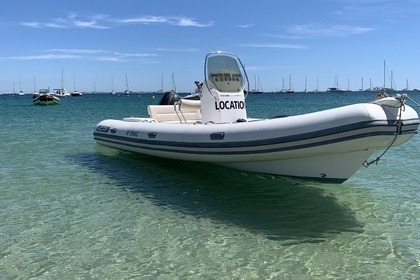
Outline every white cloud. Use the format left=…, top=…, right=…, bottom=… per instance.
left=20, top=13, right=212, bottom=29
left=119, top=16, right=212, bottom=27
left=261, top=33, right=303, bottom=40
left=0, top=49, right=158, bottom=62
left=20, top=13, right=110, bottom=29
left=333, top=0, right=418, bottom=20
left=236, top=24, right=254, bottom=28
left=153, top=48, right=199, bottom=52
left=286, top=24, right=373, bottom=37
left=120, top=16, right=168, bottom=24
left=175, top=17, right=213, bottom=27
left=238, top=43, right=307, bottom=49
left=20, top=21, right=41, bottom=28
left=46, top=49, right=105, bottom=54
left=1, top=54, right=81, bottom=61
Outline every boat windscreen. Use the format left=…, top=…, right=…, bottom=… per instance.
left=207, top=55, right=243, bottom=92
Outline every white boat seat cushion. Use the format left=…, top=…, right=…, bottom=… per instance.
left=147, top=100, right=202, bottom=124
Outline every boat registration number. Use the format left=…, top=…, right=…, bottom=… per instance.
left=126, top=130, right=139, bottom=137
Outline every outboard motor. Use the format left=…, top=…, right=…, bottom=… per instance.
left=159, top=90, right=181, bottom=105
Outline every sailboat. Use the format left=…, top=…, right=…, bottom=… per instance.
left=380, top=61, right=395, bottom=92
left=54, top=67, right=70, bottom=97
left=327, top=75, right=346, bottom=92
left=285, top=74, right=294, bottom=93
left=171, top=73, right=177, bottom=93
left=157, top=74, right=164, bottom=93
left=314, top=78, right=319, bottom=93
left=11, top=82, right=16, bottom=95
left=33, top=77, right=38, bottom=95
left=71, top=76, right=83, bottom=96
left=250, top=76, right=263, bottom=94
left=18, top=75, right=25, bottom=95
left=164, top=73, right=177, bottom=94
left=124, top=74, right=131, bottom=95
left=111, top=75, right=116, bottom=94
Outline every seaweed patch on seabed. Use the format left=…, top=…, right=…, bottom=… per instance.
left=70, top=148, right=363, bottom=243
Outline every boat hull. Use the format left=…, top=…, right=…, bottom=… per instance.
left=93, top=103, right=419, bottom=182
left=33, top=95, right=60, bottom=105
left=221, top=149, right=374, bottom=183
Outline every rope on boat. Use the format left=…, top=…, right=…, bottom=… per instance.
left=362, top=134, right=398, bottom=167
left=363, top=96, right=405, bottom=168
left=407, top=95, right=420, bottom=107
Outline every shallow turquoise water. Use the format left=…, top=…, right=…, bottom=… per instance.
left=1, top=92, right=419, bottom=279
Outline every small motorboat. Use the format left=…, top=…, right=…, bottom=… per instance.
left=94, top=51, right=419, bottom=182
left=71, top=90, right=83, bottom=97
left=53, top=88, right=70, bottom=97
left=33, top=89, right=60, bottom=105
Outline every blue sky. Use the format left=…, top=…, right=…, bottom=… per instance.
left=1, top=0, right=419, bottom=93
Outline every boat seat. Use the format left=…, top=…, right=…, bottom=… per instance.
left=147, top=99, right=202, bottom=124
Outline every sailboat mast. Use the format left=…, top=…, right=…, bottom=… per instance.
left=171, top=73, right=176, bottom=92
left=125, top=74, right=129, bottom=91
left=391, top=70, right=394, bottom=90
left=111, top=75, right=114, bottom=93
left=383, top=60, right=386, bottom=88
left=61, top=67, right=64, bottom=89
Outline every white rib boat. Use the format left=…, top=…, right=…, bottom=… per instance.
left=94, top=51, right=419, bottom=182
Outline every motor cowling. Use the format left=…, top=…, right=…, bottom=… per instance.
left=159, top=91, right=181, bottom=105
